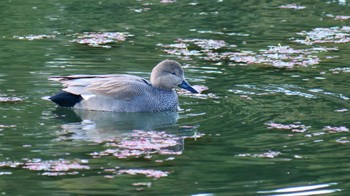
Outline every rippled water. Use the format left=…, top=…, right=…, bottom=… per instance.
left=1, top=0, right=350, bottom=195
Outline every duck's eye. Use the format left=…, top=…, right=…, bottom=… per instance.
left=172, top=72, right=176, bottom=75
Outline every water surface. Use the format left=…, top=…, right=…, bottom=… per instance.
left=0, top=0, right=350, bottom=195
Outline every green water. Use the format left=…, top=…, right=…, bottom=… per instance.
left=1, top=0, right=350, bottom=195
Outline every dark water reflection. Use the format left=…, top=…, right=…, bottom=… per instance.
left=1, top=0, right=350, bottom=195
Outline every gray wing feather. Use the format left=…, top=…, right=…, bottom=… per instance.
left=50, top=74, right=150, bottom=101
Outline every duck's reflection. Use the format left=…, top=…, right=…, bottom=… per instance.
left=52, top=108, right=202, bottom=158
left=53, top=108, right=185, bottom=141
left=53, top=108, right=200, bottom=148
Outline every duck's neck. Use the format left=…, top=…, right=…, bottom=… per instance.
left=153, top=85, right=174, bottom=92
left=150, top=81, right=173, bottom=91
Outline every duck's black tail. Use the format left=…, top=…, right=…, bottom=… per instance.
left=49, top=91, right=83, bottom=107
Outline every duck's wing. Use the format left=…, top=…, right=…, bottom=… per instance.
left=86, top=76, right=152, bottom=100
left=50, top=75, right=151, bottom=101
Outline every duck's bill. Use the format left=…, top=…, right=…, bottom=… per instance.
left=178, top=80, right=198, bottom=93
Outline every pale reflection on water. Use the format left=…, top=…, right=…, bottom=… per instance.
left=258, top=183, right=341, bottom=196
left=51, top=108, right=201, bottom=159
left=52, top=108, right=182, bottom=142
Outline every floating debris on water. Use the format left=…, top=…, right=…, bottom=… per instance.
left=177, top=85, right=219, bottom=99
left=0, top=172, right=12, bottom=175
left=278, top=4, right=306, bottom=10
left=177, top=84, right=209, bottom=96
left=0, top=129, right=202, bottom=179
left=0, top=161, right=23, bottom=168
left=100, top=131, right=181, bottom=158
left=265, top=122, right=311, bottom=133
left=191, top=85, right=209, bottom=94
left=69, top=32, right=133, bottom=48
left=336, top=137, right=349, bottom=144
left=23, top=159, right=90, bottom=172
left=251, top=45, right=329, bottom=68
left=326, top=14, right=350, bottom=20
left=160, top=0, right=176, bottom=3
left=0, top=159, right=89, bottom=176
left=158, top=38, right=233, bottom=60
left=292, top=26, right=350, bottom=45
left=334, top=15, right=350, bottom=20
left=237, top=151, right=282, bottom=158
left=13, top=34, right=56, bottom=40
left=240, top=95, right=253, bottom=100
left=12, top=32, right=133, bottom=48
left=118, top=169, right=169, bottom=179
left=0, top=124, right=16, bottom=128
left=329, top=67, right=350, bottom=73
left=160, top=39, right=336, bottom=68
left=334, top=108, right=349, bottom=112
left=41, top=171, right=79, bottom=176
left=132, top=182, right=152, bottom=189
left=304, top=132, right=326, bottom=138
left=91, top=130, right=203, bottom=159
left=232, top=84, right=317, bottom=99
left=323, top=126, right=349, bottom=133
left=190, top=29, right=249, bottom=37
left=179, top=38, right=228, bottom=50
left=133, top=8, right=151, bottom=13
left=0, top=96, right=23, bottom=102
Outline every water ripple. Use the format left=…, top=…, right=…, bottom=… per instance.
left=258, top=183, right=340, bottom=196
left=230, top=84, right=317, bottom=99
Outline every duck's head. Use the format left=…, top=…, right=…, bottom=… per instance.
left=150, top=60, right=198, bottom=93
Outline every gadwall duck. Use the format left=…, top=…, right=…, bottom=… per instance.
left=49, top=60, right=198, bottom=112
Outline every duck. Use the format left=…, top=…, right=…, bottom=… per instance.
left=48, top=60, right=198, bottom=112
